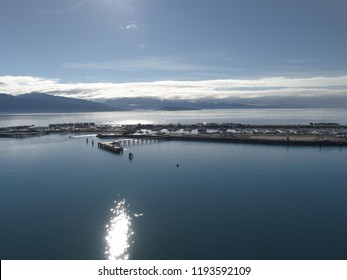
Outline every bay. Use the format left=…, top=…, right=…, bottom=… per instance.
left=1, top=108, right=347, bottom=127
left=1, top=109, right=347, bottom=260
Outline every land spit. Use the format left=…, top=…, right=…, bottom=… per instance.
left=1, top=122, right=347, bottom=146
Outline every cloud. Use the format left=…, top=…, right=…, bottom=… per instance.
left=1, top=75, right=347, bottom=107
left=120, top=23, right=138, bottom=30
left=64, top=56, right=217, bottom=73
left=38, top=1, right=85, bottom=14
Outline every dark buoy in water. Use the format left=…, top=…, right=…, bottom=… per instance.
left=176, top=164, right=179, bottom=167
left=129, top=152, right=134, bottom=160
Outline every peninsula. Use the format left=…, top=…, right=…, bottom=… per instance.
left=1, top=122, right=347, bottom=146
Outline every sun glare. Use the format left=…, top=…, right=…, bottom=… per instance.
left=105, top=200, right=134, bottom=260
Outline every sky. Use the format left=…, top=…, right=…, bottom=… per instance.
left=1, top=0, right=347, bottom=106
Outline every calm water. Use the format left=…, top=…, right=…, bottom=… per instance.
left=1, top=110, right=347, bottom=259
left=1, top=108, right=347, bottom=127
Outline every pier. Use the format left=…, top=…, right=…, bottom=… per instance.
left=97, top=135, right=169, bottom=146
left=96, top=137, right=170, bottom=157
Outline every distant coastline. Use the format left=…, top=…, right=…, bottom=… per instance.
left=1, top=122, right=347, bottom=146
left=0, top=93, right=302, bottom=113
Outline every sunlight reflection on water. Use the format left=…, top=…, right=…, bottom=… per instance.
left=105, top=199, right=134, bottom=260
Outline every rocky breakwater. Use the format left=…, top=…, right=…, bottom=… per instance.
left=111, top=122, right=347, bottom=146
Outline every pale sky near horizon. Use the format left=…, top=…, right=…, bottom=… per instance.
left=1, top=0, right=347, bottom=106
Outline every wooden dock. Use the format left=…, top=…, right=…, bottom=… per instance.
left=96, top=135, right=169, bottom=146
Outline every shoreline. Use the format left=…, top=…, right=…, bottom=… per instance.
left=167, top=133, right=347, bottom=146
left=98, top=133, right=347, bottom=146
left=1, top=122, right=347, bottom=146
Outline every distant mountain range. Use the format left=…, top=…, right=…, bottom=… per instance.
left=0, top=93, right=120, bottom=113
left=0, top=93, right=297, bottom=113
left=103, top=97, right=284, bottom=110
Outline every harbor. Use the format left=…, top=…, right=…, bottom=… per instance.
left=1, top=122, right=347, bottom=146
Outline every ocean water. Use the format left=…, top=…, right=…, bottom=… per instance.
left=1, top=108, right=347, bottom=127
left=1, top=133, right=347, bottom=260
left=1, top=110, right=347, bottom=260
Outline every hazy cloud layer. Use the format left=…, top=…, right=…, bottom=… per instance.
left=1, top=75, right=347, bottom=107
left=38, top=1, right=85, bottom=14
left=64, top=56, right=217, bottom=73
